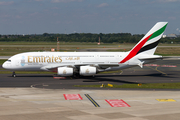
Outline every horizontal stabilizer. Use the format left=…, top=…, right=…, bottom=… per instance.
left=138, top=55, right=163, bottom=60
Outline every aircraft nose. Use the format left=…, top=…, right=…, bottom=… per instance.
left=2, top=62, right=7, bottom=69
left=2, top=61, right=11, bottom=69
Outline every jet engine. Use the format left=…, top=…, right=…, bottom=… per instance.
left=80, top=66, right=96, bottom=76
left=57, top=67, right=73, bottom=76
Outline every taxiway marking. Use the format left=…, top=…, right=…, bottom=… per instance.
left=85, top=94, right=100, bottom=107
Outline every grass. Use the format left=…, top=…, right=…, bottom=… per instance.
left=155, top=47, right=180, bottom=56
left=0, top=60, right=6, bottom=64
left=0, top=42, right=123, bottom=56
left=74, top=83, right=180, bottom=89
left=107, top=46, right=180, bottom=56
left=0, top=42, right=98, bottom=45
left=107, top=49, right=130, bottom=52
left=1, top=42, right=180, bottom=56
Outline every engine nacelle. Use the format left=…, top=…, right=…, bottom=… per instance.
left=80, top=66, right=96, bottom=76
left=57, top=67, right=73, bottom=76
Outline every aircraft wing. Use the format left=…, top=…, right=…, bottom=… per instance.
left=40, top=64, right=119, bottom=72
left=40, top=64, right=76, bottom=71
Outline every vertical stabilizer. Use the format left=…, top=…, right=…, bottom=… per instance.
left=120, top=22, right=168, bottom=63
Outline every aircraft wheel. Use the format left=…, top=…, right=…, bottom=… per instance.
left=12, top=72, right=16, bottom=78
left=73, top=73, right=80, bottom=78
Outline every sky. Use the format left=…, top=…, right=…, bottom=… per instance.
left=0, top=0, right=180, bottom=35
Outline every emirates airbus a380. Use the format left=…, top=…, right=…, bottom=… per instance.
left=3, top=22, right=168, bottom=77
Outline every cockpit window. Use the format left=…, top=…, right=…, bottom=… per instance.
left=7, top=60, right=11, bottom=62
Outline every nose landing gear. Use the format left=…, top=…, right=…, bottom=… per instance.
left=12, top=72, right=16, bottom=77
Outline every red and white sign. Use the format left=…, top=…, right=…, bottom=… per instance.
left=144, top=64, right=160, bottom=67
left=63, top=94, right=83, bottom=100
left=161, top=65, right=177, bottom=67
left=53, top=77, right=66, bottom=79
left=105, top=99, right=130, bottom=107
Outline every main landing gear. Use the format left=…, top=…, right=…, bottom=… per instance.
left=73, top=73, right=80, bottom=78
left=12, top=71, right=16, bottom=77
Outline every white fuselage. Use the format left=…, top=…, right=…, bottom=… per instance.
left=2, top=51, right=156, bottom=73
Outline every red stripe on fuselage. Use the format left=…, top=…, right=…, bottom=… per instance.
left=119, top=34, right=152, bottom=63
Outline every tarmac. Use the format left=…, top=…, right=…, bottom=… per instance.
left=0, top=59, right=180, bottom=120
left=0, top=88, right=180, bottom=120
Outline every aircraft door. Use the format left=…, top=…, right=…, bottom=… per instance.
left=95, top=54, right=99, bottom=59
left=116, top=54, right=119, bottom=60
left=95, top=54, right=99, bottom=63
